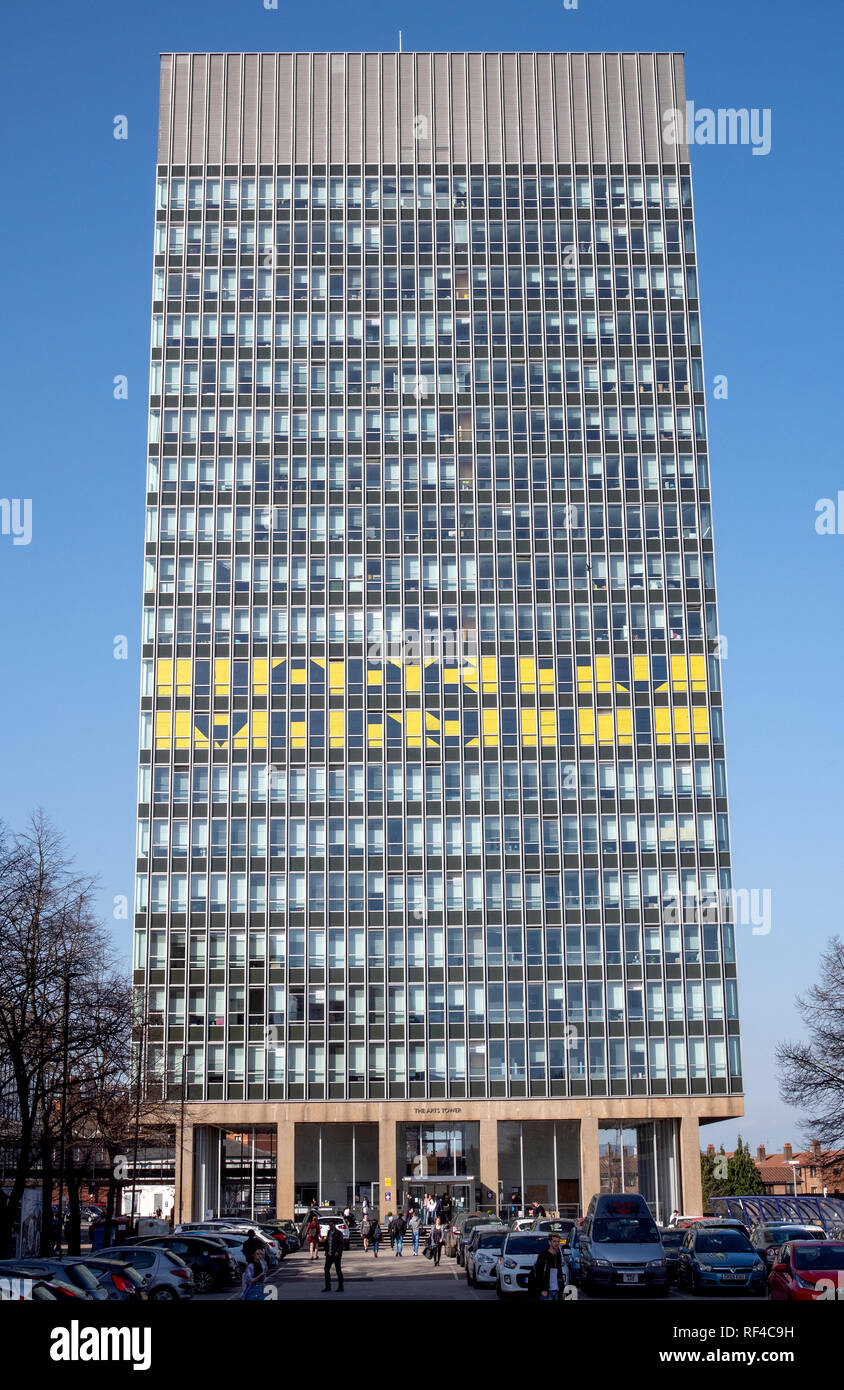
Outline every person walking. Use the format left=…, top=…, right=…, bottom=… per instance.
left=387, top=1212, right=396, bottom=1250
left=322, top=1222, right=345, bottom=1293
left=425, top=1194, right=436, bottom=1227
left=393, top=1212, right=406, bottom=1257
left=361, top=1213, right=371, bottom=1252
left=408, top=1208, right=421, bottom=1256
left=361, top=1194, right=370, bottom=1222
left=429, top=1217, right=444, bottom=1267
left=241, top=1247, right=266, bottom=1301
left=306, top=1212, right=321, bottom=1260
left=440, top=1192, right=453, bottom=1228
left=533, top=1232, right=569, bottom=1301
left=370, top=1218, right=382, bottom=1257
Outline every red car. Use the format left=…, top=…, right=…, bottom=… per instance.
left=768, top=1241, right=844, bottom=1301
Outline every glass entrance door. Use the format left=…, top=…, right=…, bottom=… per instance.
left=402, top=1179, right=473, bottom=1216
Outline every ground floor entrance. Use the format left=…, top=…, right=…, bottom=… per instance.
left=179, top=1098, right=743, bottom=1226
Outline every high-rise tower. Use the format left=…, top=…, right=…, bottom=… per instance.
left=135, top=52, right=743, bottom=1224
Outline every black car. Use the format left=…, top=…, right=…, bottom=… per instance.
left=0, top=1258, right=106, bottom=1300
left=127, top=1235, right=234, bottom=1292
left=65, top=1256, right=148, bottom=1300
left=657, top=1228, right=685, bottom=1283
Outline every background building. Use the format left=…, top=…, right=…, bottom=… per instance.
left=135, top=50, right=743, bottom=1222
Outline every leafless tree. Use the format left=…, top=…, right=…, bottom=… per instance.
left=777, top=937, right=844, bottom=1161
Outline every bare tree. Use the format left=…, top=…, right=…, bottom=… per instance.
left=0, top=813, right=115, bottom=1255
left=777, top=937, right=844, bottom=1159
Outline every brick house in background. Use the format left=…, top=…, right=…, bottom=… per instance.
left=705, top=1140, right=844, bottom=1195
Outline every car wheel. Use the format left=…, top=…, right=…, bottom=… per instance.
left=194, top=1270, right=214, bottom=1294
left=150, top=1287, right=176, bottom=1302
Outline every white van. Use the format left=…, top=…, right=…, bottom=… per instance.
left=578, top=1193, right=668, bottom=1295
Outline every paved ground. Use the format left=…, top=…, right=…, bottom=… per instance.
left=207, top=1248, right=767, bottom=1301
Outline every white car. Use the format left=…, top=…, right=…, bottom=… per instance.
left=466, top=1227, right=508, bottom=1287
left=317, top=1212, right=350, bottom=1249
left=496, top=1231, right=551, bottom=1296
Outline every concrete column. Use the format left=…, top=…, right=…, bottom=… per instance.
left=175, top=1122, right=195, bottom=1224
left=578, top=1116, right=601, bottom=1215
left=679, top=1114, right=703, bottom=1215
left=479, top=1118, right=499, bottom=1213
left=276, top=1118, right=295, bottom=1219
left=378, top=1111, right=397, bottom=1219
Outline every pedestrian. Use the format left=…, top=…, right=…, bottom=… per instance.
left=361, top=1194, right=370, bottom=1221
left=242, top=1228, right=262, bottom=1264
left=533, top=1232, right=569, bottom=1301
left=429, top=1216, right=444, bottom=1267
left=424, top=1194, right=435, bottom=1227
left=322, top=1222, right=345, bottom=1293
left=306, top=1212, right=321, bottom=1260
left=387, top=1212, right=396, bottom=1250
left=393, top=1212, right=406, bottom=1257
left=668, top=1208, right=680, bottom=1228
left=370, top=1218, right=382, bottom=1257
left=440, top=1192, right=452, bottom=1228
left=409, top=1208, right=421, bottom=1255
left=361, top=1213, right=371, bottom=1251
left=343, top=1204, right=355, bottom=1230
left=241, top=1247, right=266, bottom=1301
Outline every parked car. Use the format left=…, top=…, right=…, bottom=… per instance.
left=64, top=1256, right=148, bottom=1301
left=657, top=1228, right=685, bottom=1283
left=750, top=1223, right=827, bottom=1269
left=567, top=1225, right=582, bottom=1284
left=127, top=1235, right=233, bottom=1293
left=0, top=1263, right=93, bottom=1301
left=465, top=1226, right=507, bottom=1288
left=275, top=1220, right=301, bottom=1252
left=176, top=1224, right=280, bottom=1269
left=0, top=1258, right=108, bottom=1301
left=456, top=1213, right=504, bottom=1266
left=579, top=1194, right=668, bottom=1296
left=317, top=1212, right=350, bottom=1250
left=507, top=1217, right=536, bottom=1232
left=690, top=1216, right=751, bottom=1238
left=529, top=1217, right=576, bottom=1251
left=768, top=1241, right=844, bottom=1301
left=99, top=1244, right=195, bottom=1300
left=676, top=1227, right=767, bottom=1295
left=495, top=1231, right=549, bottom=1296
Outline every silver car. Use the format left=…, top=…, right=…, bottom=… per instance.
left=465, top=1227, right=507, bottom=1287
left=99, top=1245, right=196, bottom=1301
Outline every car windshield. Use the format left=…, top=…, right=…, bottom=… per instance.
left=592, top=1218, right=660, bottom=1245
left=695, top=1232, right=752, bottom=1254
left=505, top=1235, right=546, bottom=1254
left=476, top=1234, right=505, bottom=1250
left=793, top=1244, right=844, bottom=1271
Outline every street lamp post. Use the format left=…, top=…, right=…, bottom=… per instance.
left=787, top=1159, right=801, bottom=1200
left=56, top=968, right=73, bottom=1252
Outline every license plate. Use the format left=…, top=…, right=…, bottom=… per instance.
left=721, top=1274, right=745, bottom=1283
left=622, top=1272, right=640, bottom=1284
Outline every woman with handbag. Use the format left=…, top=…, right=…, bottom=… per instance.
left=428, top=1217, right=444, bottom=1267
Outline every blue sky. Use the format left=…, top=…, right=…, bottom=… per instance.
left=1, top=0, right=841, bottom=1152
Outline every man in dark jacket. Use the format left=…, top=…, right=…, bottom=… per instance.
left=323, top=1223, right=345, bottom=1292
left=393, top=1212, right=407, bottom=1257
left=533, top=1232, right=569, bottom=1301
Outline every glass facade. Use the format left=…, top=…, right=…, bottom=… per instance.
left=135, top=53, right=741, bottom=1122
